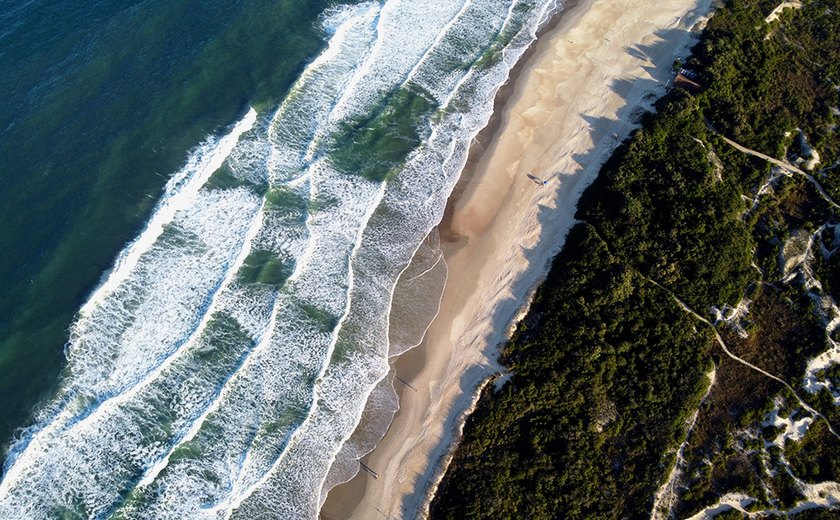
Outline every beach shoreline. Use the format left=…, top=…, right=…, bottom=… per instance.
left=321, top=0, right=713, bottom=517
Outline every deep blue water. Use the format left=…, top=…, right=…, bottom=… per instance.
left=0, top=0, right=334, bottom=462
left=0, top=0, right=559, bottom=516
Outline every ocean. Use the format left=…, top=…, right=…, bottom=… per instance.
left=0, top=0, right=559, bottom=517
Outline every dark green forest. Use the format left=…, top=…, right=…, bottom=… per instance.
left=431, top=0, right=840, bottom=517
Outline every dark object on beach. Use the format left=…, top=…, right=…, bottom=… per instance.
left=395, top=375, right=418, bottom=392
left=359, top=461, right=380, bottom=479
left=674, top=72, right=702, bottom=93
left=527, top=173, right=548, bottom=185
left=678, top=67, right=699, bottom=80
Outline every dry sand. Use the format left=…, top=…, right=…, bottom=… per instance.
left=321, top=0, right=713, bottom=517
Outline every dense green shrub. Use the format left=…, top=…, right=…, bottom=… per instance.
left=431, top=0, right=839, bottom=518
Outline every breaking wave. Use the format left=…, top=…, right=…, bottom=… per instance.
left=0, top=0, right=561, bottom=517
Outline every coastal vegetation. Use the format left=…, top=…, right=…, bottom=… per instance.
left=431, top=0, right=839, bottom=517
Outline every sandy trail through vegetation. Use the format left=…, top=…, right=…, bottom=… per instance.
left=642, top=275, right=840, bottom=440
left=707, top=125, right=840, bottom=210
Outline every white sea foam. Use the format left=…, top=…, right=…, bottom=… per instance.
left=80, top=108, right=258, bottom=319
left=0, top=0, right=562, bottom=518
left=229, top=1, right=563, bottom=517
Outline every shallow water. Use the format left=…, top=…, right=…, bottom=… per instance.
left=0, top=0, right=561, bottom=516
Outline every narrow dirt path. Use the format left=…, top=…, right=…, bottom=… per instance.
left=640, top=275, right=840, bottom=440
left=705, top=125, right=839, bottom=210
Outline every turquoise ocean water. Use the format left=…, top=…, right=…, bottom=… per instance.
left=0, top=0, right=560, bottom=516
left=0, top=0, right=335, bottom=460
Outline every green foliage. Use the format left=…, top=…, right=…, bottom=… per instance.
left=432, top=0, right=840, bottom=518
left=785, top=420, right=840, bottom=484
left=577, top=91, right=754, bottom=309
left=789, top=507, right=840, bottom=519
left=713, top=509, right=747, bottom=520
left=695, top=0, right=840, bottom=163
left=432, top=224, right=713, bottom=519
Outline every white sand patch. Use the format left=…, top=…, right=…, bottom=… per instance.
left=744, top=166, right=791, bottom=218
left=765, top=1, right=803, bottom=24
left=784, top=223, right=840, bottom=403
left=781, top=229, right=813, bottom=278
left=651, top=365, right=717, bottom=520
left=763, top=401, right=814, bottom=447
left=712, top=297, right=752, bottom=338
left=685, top=483, right=840, bottom=518
left=793, top=129, right=822, bottom=171
left=685, top=494, right=755, bottom=520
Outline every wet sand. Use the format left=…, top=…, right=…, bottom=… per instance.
left=321, top=0, right=713, bottom=517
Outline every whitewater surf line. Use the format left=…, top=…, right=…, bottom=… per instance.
left=80, top=108, right=258, bottom=319
left=6, top=193, right=269, bottom=497
left=231, top=3, right=564, bottom=514
left=113, top=45, right=356, bottom=494
left=0, top=0, right=565, bottom=517
left=130, top=196, right=271, bottom=491
left=223, top=180, right=389, bottom=518
left=1, top=107, right=263, bottom=484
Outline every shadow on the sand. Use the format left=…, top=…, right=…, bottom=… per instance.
left=353, top=22, right=707, bottom=520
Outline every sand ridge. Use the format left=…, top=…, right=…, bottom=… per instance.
left=321, top=0, right=714, bottom=517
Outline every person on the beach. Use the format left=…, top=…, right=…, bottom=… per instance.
left=527, top=173, right=547, bottom=186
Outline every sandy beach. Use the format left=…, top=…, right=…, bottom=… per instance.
left=321, top=0, right=713, bottom=517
